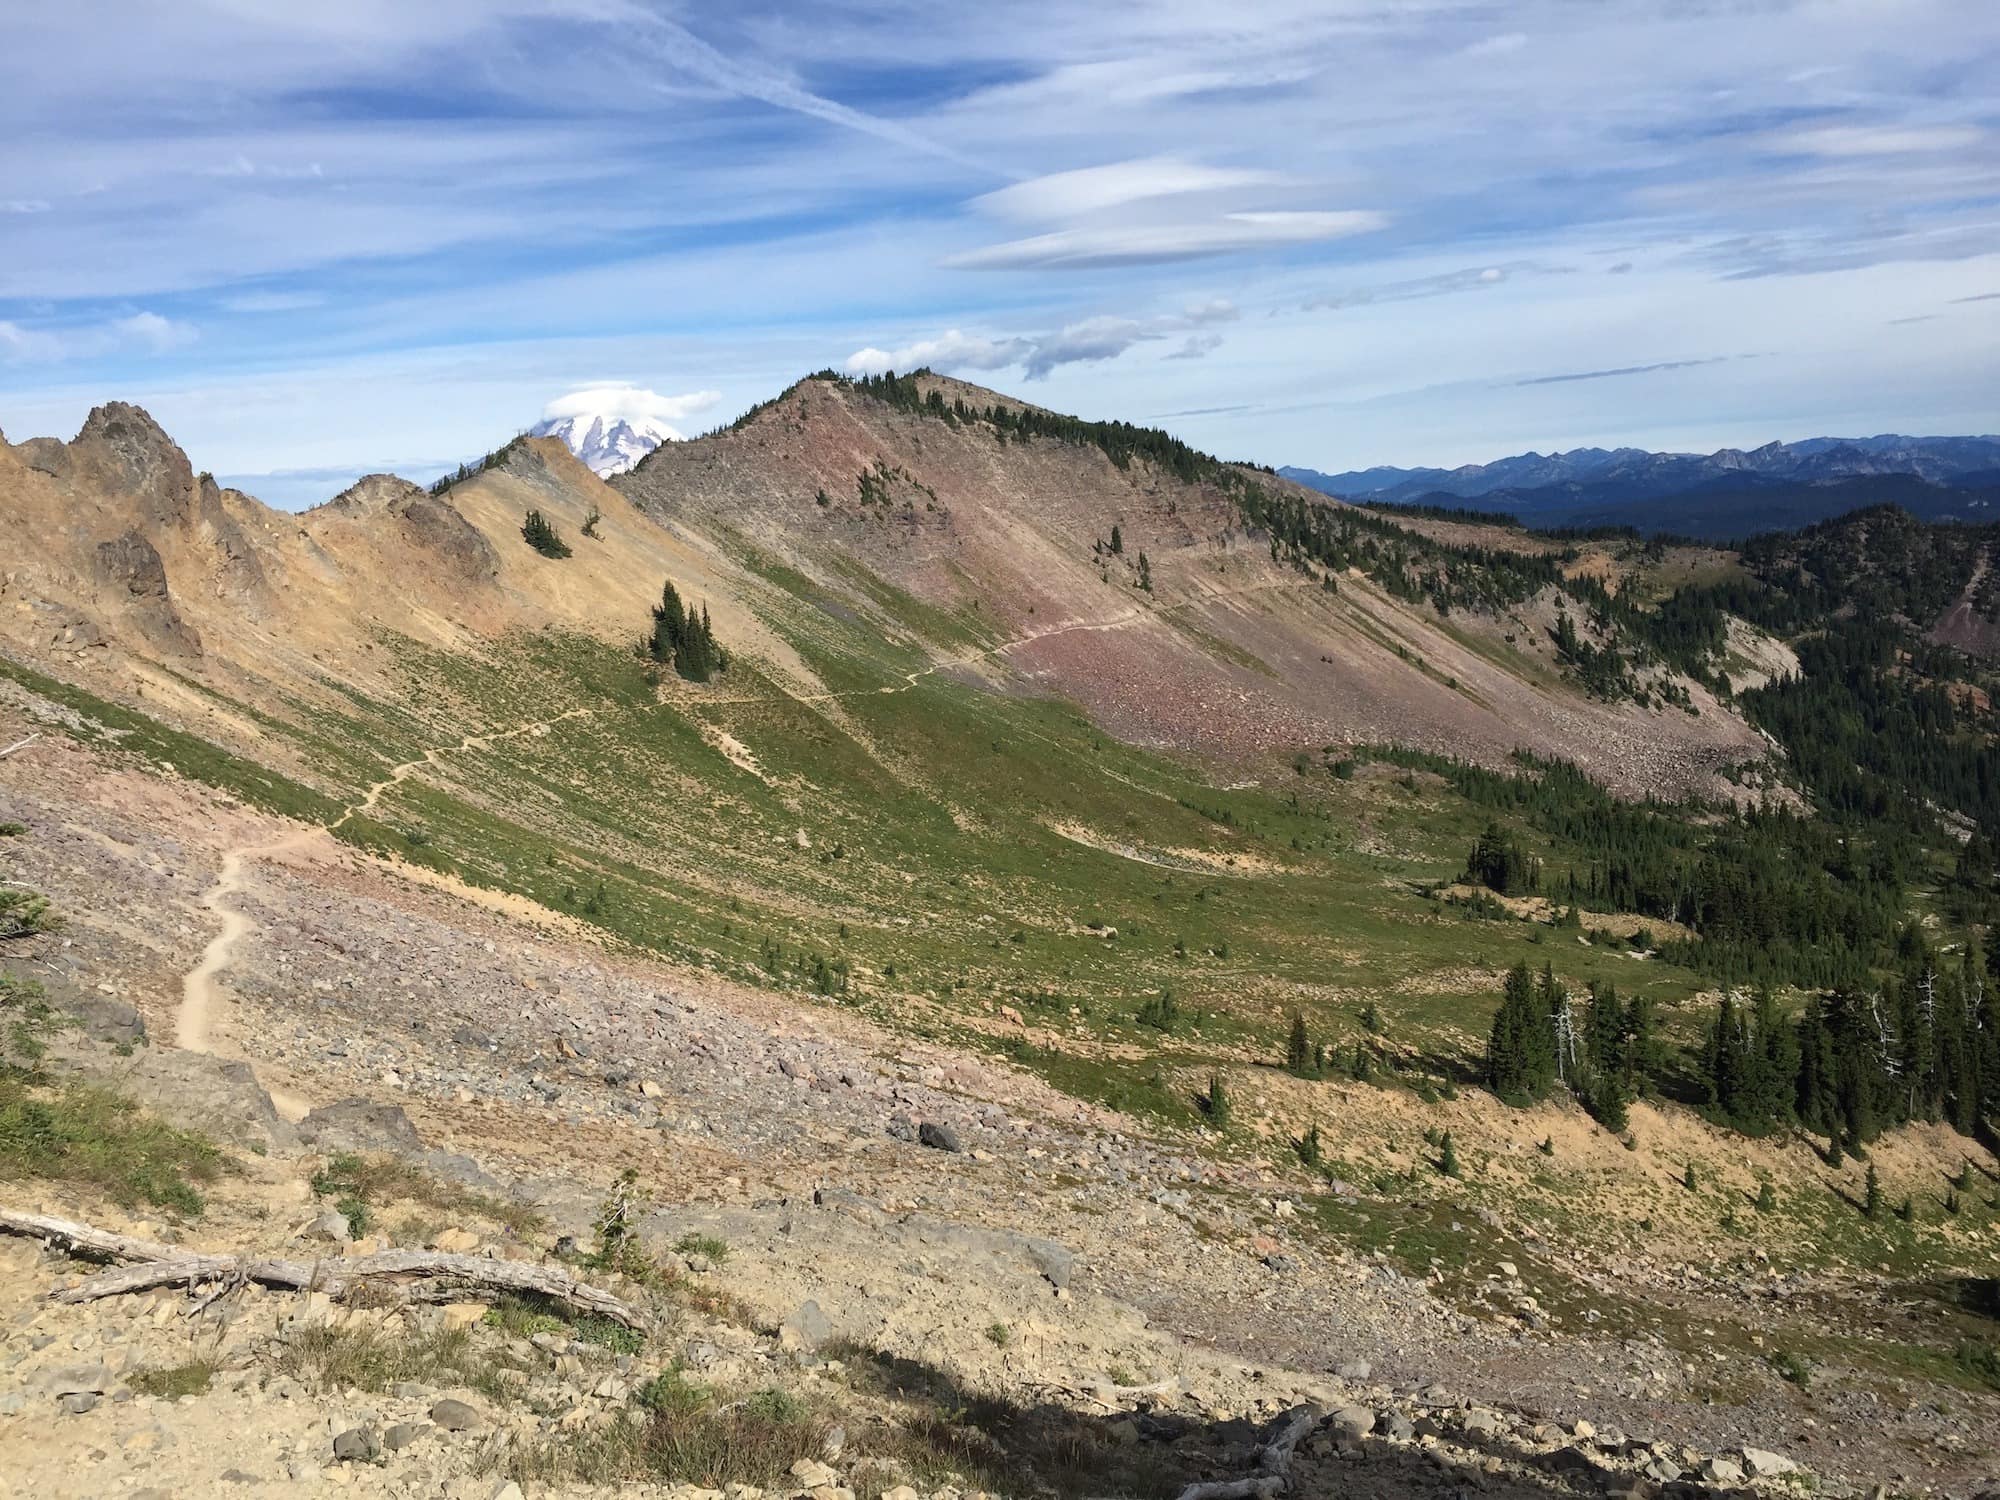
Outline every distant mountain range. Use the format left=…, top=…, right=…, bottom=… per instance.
left=1281, top=435, right=2000, bottom=539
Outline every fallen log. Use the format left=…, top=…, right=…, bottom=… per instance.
left=1173, top=1403, right=1320, bottom=1500
left=0, top=1208, right=644, bottom=1328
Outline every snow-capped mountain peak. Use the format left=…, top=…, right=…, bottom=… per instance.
left=530, top=410, right=678, bottom=477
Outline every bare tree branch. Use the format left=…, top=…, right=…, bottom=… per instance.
left=0, top=1208, right=644, bottom=1328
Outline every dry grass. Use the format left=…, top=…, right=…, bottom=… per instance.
left=275, top=1321, right=518, bottom=1402
left=308, top=1151, right=544, bottom=1240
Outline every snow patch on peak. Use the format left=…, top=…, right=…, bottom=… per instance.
left=532, top=382, right=721, bottom=477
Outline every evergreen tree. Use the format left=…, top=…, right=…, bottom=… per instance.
left=1863, top=1163, right=1882, bottom=1219
left=1486, top=961, right=1557, bottom=1103
left=1203, top=1073, right=1231, bottom=1127
left=1465, top=822, right=1539, bottom=896
left=646, top=580, right=726, bottom=683
left=1297, top=1121, right=1323, bottom=1167
left=1109, top=524, right=1124, bottom=555
left=1438, top=1131, right=1460, bottom=1178
left=1285, top=1011, right=1313, bottom=1076
left=521, top=509, right=572, bottom=558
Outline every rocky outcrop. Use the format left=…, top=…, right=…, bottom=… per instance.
left=67, top=402, right=196, bottom=529
left=319, top=475, right=499, bottom=582
left=90, top=530, right=200, bottom=655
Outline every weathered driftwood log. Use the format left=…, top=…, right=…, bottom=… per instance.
left=1173, top=1403, right=1321, bottom=1500
left=0, top=1208, right=643, bottom=1328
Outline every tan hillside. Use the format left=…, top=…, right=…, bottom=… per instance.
left=618, top=375, right=1766, bottom=798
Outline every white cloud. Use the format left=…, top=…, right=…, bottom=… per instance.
left=541, top=381, right=722, bottom=428
left=1781, top=124, right=1983, bottom=157
left=3, top=199, right=51, bottom=214
left=950, top=152, right=1381, bottom=271
left=1305, top=260, right=1567, bottom=310
left=0, top=310, right=196, bottom=363
left=946, top=211, right=1385, bottom=270
left=113, top=311, right=198, bottom=352
left=200, top=154, right=325, bottom=179
left=972, top=158, right=1282, bottom=222
left=846, top=299, right=1240, bottom=379
left=222, top=291, right=326, bottom=313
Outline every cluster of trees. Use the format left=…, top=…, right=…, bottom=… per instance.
left=645, top=580, right=724, bottom=683
left=1485, top=962, right=1655, bottom=1130
left=1482, top=933, right=2000, bottom=1151
left=1363, top=747, right=1913, bottom=990
left=1464, top=821, right=1540, bottom=896
left=432, top=435, right=529, bottom=498
left=841, top=367, right=1264, bottom=485
left=521, top=510, right=571, bottom=559
left=1706, top=937, right=2000, bottom=1149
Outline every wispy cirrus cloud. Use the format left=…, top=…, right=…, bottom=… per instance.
left=3, top=0, right=1998, bottom=476
left=0, top=310, right=196, bottom=364
left=846, top=299, right=1239, bottom=378
left=1515, top=356, right=1739, bottom=387
left=1305, top=261, right=1571, bottom=311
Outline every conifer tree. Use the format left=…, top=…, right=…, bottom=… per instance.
left=1285, top=1011, right=1313, bottom=1077
left=1486, top=961, right=1557, bottom=1103
left=522, top=509, right=572, bottom=558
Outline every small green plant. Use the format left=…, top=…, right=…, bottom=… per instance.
left=1136, top=989, right=1181, bottom=1034
left=1438, top=1131, right=1460, bottom=1178
left=521, top=509, right=572, bottom=558
left=581, top=506, right=603, bottom=539
left=673, top=1232, right=730, bottom=1265
left=1683, top=1162, right=1698, bottom=1191
left=1756, top=1181, right=1777, bottom=1213
left=279, top=1323, right=509, bottom=1402
left=129, top=1359, right=219, bottom=1399
left=1955, top=1341, right=2000, bottom=1391
left=574, top=1314, right=646, bottom=1355
left=1537, top=1136, right=1554, bottom=1157
left=637, top=1364, right=711, bottom=1417
left=0, top=821, right=25, bottom=836
left=745, top=1387, right=810, bottom=1423
left=1359, top=1000, right=1383, bottom=1034
left=588, top=1167, right=668, bottom=1287
left=1769, top=1350, right=1813, bottom=1389
left=985, top=1322, right=1011, bottom=1348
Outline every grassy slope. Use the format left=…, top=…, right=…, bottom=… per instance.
left=9, top=541, right=1999, bottom=1402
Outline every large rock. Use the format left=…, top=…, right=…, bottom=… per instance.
left=1741, top=1447, right=1798, bottom=1478
left=917, top=1120, right=961, bottom=1153
left=780, top=1300, right=834, bottom=1351
left=297, top=1098, right=423, bottom=1154
left=1330, top=1406, right=1376, bottom=1442
left=61, top=993, right=147, bottom=1046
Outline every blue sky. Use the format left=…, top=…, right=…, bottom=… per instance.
left=2, top=0, right=1996, bottom=507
